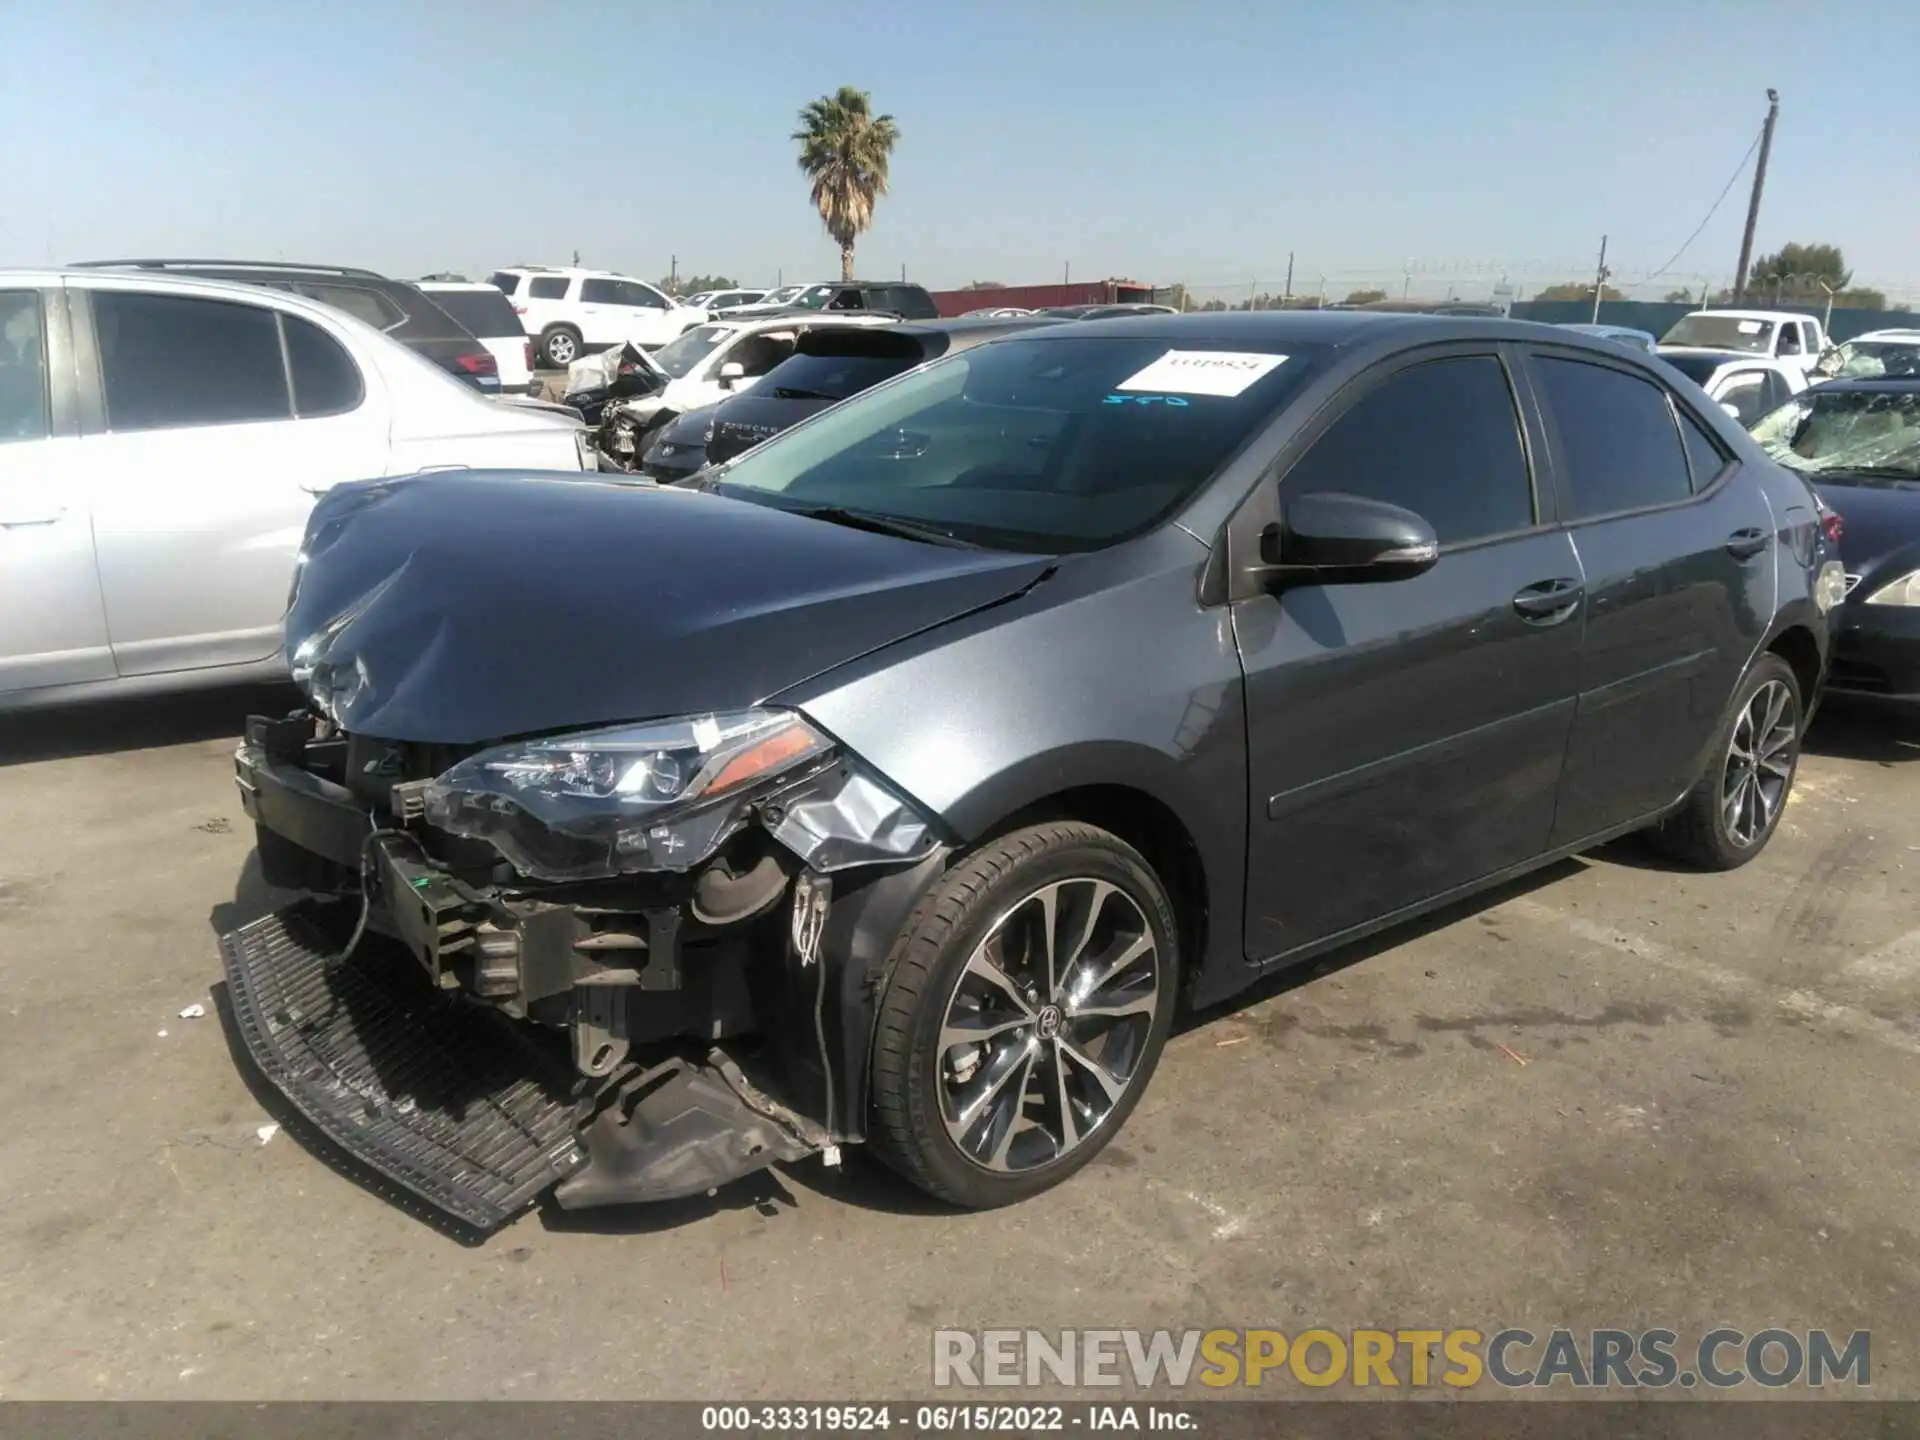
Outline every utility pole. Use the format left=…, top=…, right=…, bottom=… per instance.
left=901, top=263, right=906, bottom=281
left=1590, top=234, right=1610, bottom=323
left=1733, top=88, right=1780, bottom=303
left=669, top=254, right=677, bottom=292
left=1283, top=251, right=1294, bottom=304
left=1064, top=261, right=1070, bottom=286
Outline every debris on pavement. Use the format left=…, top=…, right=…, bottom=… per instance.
left=1496, top=1042, right=1531, bottom=1067
left=178, top=1003, right=206, bottom=1020
left=255, top=1124, right=279, bottom=1146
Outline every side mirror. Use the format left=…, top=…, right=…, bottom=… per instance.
left=1258, top=492, right=1439, bottom=586
left=717, top=361, right=745, bottom=387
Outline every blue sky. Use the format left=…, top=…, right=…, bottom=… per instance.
left=6, top=0, right=1915, bottom=302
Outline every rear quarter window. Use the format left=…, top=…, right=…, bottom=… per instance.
left=295, top=283, right=405, bottom=332
left=422, top=287, right=526, bottom=339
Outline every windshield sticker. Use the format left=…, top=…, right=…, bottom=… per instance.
left=1115, top=350, right=1288, bottom=398
left=1738, top=321, right=1764, bottom=334
left=1104, top=393, right=1189, bottom=407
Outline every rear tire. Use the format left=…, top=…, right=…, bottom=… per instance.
left=868, top=822, right=1177, bottom=1209
left=1651, top=652, right=1802, bottom=870
left=539, top=325, right=582, bottom=369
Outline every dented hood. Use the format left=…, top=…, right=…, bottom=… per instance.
left=287, top=471, right=1052, bottom=744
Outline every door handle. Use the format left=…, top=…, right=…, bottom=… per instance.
left=1512, top=577, right=1584, bottom=625
left=0, top=505, right=67, bottom=527
left=1725, top=527, right=1771, bottom=560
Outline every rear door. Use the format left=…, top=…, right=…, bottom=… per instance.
left=0, top=285, right=114, bottom=693
left=1521, top=346, right=1774, bottom=842
left=1236, top=345, right=1584, bottom=956
left=73, top=287, right=390, bottom=675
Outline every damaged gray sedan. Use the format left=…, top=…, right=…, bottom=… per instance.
left=221, top=312, right=1829, bottom=1231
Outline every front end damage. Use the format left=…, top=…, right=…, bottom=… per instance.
left=221, top=706, right=946, bottom=1232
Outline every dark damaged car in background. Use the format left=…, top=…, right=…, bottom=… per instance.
left=220, top=313, right=1839, bottom=1232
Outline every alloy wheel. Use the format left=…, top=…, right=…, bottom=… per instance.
left=936, top=878, right=1161, bottom=1173
left=1722, top=678, right=1797, bottom=848
left=547, top=333, right=577, bottom=366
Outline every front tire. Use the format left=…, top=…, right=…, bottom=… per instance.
left=1652, top=652, right=1803, bottom=869
left=868, top=822, right=1178, bottom=1208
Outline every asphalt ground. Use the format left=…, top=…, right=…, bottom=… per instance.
left=0, top=689, right=1914, bottom=1400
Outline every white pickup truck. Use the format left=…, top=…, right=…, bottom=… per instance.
left=1658, top=309, right=1830, bottom=377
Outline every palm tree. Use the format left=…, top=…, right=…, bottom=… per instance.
left=792, top=87, right=900, bottom=281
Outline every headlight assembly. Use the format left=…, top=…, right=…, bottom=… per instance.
left=1862, top=570, right=1920, bottom=607
left=422, top=708, right=933, bottom=881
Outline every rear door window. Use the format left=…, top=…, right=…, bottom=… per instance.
left=1281, top=355, right=1535, bottom=546
left=527, top=276, right=569, bottom=300
left=0, top=290, right=49, bottom=443
left=93, top=291, right=291, bottom=432
left=1534, top=355, right=1693, bottom=519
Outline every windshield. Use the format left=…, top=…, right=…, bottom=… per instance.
left=1661, top=315, right=1775, bottom=354
left=649, top=324, right=734, bottom=378
left=708, top=335, right=1326, bottom=552
left=1752, top=388, right=1920, bottom=479
left=1815, top=338, right=1920, bottom=380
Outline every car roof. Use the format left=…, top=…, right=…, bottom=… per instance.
left=416, top=280, right=505, bottom=292
left=1853, top=329, right=1920, bottom=342
left=1680, top=308, right=1805, bottom=322
left=705, top=313, right=895, bottom=335
left=0, top=267, right=414, bottom=339
left=995, top=309, right=1603, bottom=351
left=494, top=266, right=649, bottom=281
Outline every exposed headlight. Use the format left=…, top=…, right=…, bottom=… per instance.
left=1862, top=571, right=1920, bottom=607
left=422, top=709, right=933, bottom=881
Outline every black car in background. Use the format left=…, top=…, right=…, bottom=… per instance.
left=700, top=316, right=1056, bottom=468
left=221, top=313, right=1832, bottom=1232
left=744, top=279, right=940, bottom=320
left=71, top=260, right=503, bottom=392
left=634, top=402, right=725, bottom=483
left=1034, top=303, right=1180, bottom=320
left=1750, top=376, right=1920, bottom=706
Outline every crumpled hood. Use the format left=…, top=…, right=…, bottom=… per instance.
left=287, top=471, right=1052, bottom=744
left=1814, top=474, right=1920, bottom=578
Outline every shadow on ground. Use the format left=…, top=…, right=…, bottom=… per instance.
left=0, top=683, right=299, bottom=766
left=1178, top=856, right=1589, bottom=1035
left=1805, top=704, right=1920, bottom=766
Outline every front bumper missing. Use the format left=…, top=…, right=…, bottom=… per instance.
left=218, top=904, right=587, bottom=1231
left=219, top=904, right=825, bottom=1230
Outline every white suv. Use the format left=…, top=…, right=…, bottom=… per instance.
left=489, top=266, right=706, bottom=369
left=0, top=270, right=590, bottom=709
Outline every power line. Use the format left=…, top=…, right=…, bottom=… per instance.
left=1643, top=126, right=1764, bottom=282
